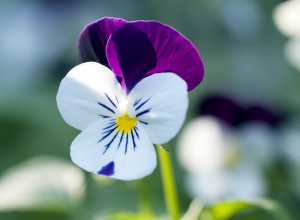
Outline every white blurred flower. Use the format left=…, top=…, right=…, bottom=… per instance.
left=177, top=116, right=268, bottom=202
left=178, top=117, right=226, bottom=174
left=238, top=121, right=278, bottom=168
left=281, top=127, right=300, bottom=165
left=0, top=156, right=86, bottom=211
left=186, top=164, right=266, bottom=202
left=273, top=0, right=300, bottom=72
left=284, top=38, right=300, bottom=72
left=273, top=0, right=300, bottom=38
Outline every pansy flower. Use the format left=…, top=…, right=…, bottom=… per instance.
left=57, top=17, right=204, bottom=180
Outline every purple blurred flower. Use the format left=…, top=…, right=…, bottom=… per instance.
left=199, top=94, right=282, bottom=127
left=78, top=17, right=204, bottom=94
left=57, top=18, right=204, bottom=180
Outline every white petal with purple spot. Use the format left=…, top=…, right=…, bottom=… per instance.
left=70, top=119, right=156, bottom=180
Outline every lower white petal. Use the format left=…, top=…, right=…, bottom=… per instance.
left=70, top=119, right=157, bottom=180
left=127, top=73, right=188, bottom=144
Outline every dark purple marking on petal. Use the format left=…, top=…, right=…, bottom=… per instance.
left=98, top=102, right=115, bottom=114
left=131, top=130, right=136, bottom=150
left=103, top=131, right=119, bottom=154
left=103, top=123, right=116, bottom=130
left=102, top=126, right=117, bottom=134
left=105, top=93, right=117, bottom=108
left=99, top=115, right=110, bottom=118
left=97, top=161, right=115, bottom=176
left=106, top=23, right=157, bottom=93
left=134, top=126, right=140, bottom=139
left=139, top=120, right=148, bottom=125
left=125, top=133, right=129, bottom=154
left=118, top=132, right=124, bottom=149
left=98, top=127, right=117, bottom=142
left=106, top=21, right=204, bottom=93
left=135, top=125, right=139, bottom=131
left=136, top=108, right=151, bottom=117
left=78, top=17, right=128, bottom=67
left=115, top=95, right=119, bottom=103
left=133, top=99, right=142, bottom=107
left=135, top=98, right=150, bottom=111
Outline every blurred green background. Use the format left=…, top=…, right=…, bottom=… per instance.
left=1, top=0, right=300, bottom=219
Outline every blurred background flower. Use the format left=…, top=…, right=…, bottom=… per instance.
left=0, top=156, right=85, bottom=212
left=1, top=0, right=300, bottom=219
left=177, top=94, right=283, bottom=202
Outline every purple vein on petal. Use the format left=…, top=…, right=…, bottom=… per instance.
left=98, top=102, right=115, bottom=114
left=133, top=126, right=139, bottom=139
left=98, top=127, right=117, bottom=142
left=125, top=133, right=129, bottom=154
left=136, top=108, right=151, bottom=117
left=135, top=98, right=150, bottom=111
left=103, top=123, right=116, bottom=130
left=105, top=93, right=117, bottom=108
left=99, top=115, right=110, bottom=118
left=118, top=131, right=124, bottom=149
left=139, top=121, right=148, bottom=125
left=133, top=99, right=142, bottom=107
left=131, top=130, right=136, bottom=151
left=103, top=131, right=119, bottom=154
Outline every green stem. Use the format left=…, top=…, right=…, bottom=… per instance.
left=156, top=144, right=181, bottom=220
left=138, top=177, right=152, bottom=214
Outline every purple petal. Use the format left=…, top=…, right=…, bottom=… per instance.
left=106, top=21, right=204, bottom=93
left=77, top=17, right=128, bottom=68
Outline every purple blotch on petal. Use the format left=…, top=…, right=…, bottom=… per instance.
left=107, top=21, right=204, bottom=93
left=78, top=17, right=128, bottom=68
left=97, top=161, right=115, bottom=176
left=107, top=23, right=157, bottom=94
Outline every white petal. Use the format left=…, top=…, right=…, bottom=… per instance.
left=70, top=119, right=157, bottom=180
left=127, top=73, right=188, bottom=144
left=57, top=62, right=127, bottom=130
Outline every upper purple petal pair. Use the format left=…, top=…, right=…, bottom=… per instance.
left=78, top=17, right=204, bottom=94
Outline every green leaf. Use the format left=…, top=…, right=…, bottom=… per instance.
left=208, top=200, right=256, bottom=220
left=198, top=199, right=293, bottom=220
left=160, top=143, right=171, bottom=153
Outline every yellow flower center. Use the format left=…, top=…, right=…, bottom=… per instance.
left=116, top=112, right=137, bottom=133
